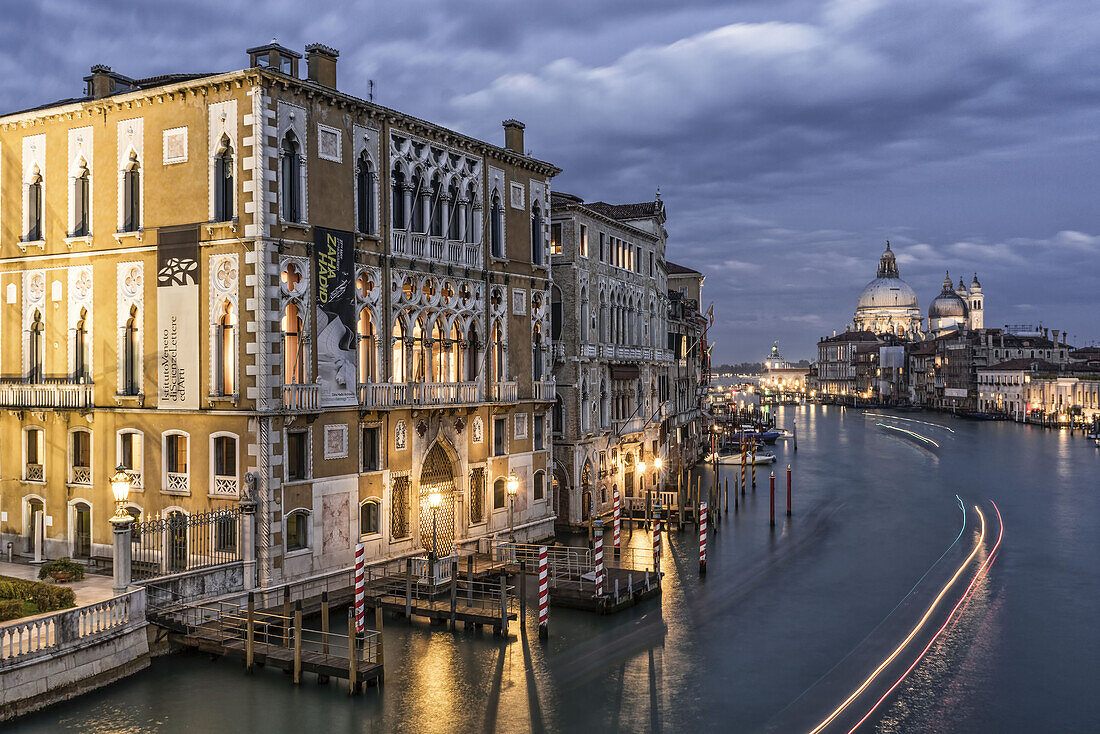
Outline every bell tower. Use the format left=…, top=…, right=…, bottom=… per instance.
left=968, top=274, right=983, bottom=330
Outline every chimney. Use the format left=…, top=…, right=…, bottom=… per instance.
left=503, top=119, right=525, bottom=154
left=85, top=65, right=115, bottom=99
left=305, top=43, right=339, bottom=89
left=1052, top=329, right=1059, bottom=346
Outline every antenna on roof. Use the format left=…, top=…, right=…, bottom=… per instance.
left=368, top=79, right=374, bottom=102
left=655, top=185, right=661, bottom=201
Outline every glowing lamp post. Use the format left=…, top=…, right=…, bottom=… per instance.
left=506, top=473, right=519, bottom=541
left=109, top=466, right=134, bottom=594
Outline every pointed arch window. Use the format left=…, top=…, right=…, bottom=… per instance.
left=280, top=132, right=302, bottom=222
left=215, top=300, right=235, bottom=395
left=358, top=308, right=376, bottom=384
left=122, top=153, right=141, bottom=232
left=73, top=165, right=90, bottom=236
left=465, top=183, right=478, bottom=243
left=215, top=138, right=234, bottom=222
left=412, top=317, right=429, bottom=382
left=429, top=174, right=443, bottom=237
left=28, top=310, right=44, bottom=383
left=491, top=320, right=505, bottom=383
left=533, top=322, right=543, bottom=382
left=448, top=321, right=462, bottom=383
left=447, top=180, right=460, bottom=240
left=282, top=302, right=303, bottom=385
left=26, top=173, right=43, bottom=241
left=123, top=305, right=140, bottom=395
left=531, top=201, right=543, bottom=264
left=391, top=318, right=407, bottom=383
left=356, top=153, right=375, bottom=234
left=391, top=168, right=406, bottom=229
left=74, top=308, right=88, bottom=382
left=490, top=193, right=503, bottom=258
left=553, top=394, right=564, bottom=434
left=410, top=171, right=425, bottom=233
left=466, top=324, right=480, bottom=382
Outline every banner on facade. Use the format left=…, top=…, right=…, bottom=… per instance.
left=313, top=226, right=357, bottom=407
left=156, top=226, right=201, bottom=410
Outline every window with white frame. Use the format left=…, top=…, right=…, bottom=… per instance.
left=163, top=431, right=190, bottom=494
left=117, top=430, right=143, bottom=489
left=25, top=170, right=43, bottom=242
left=71, top=163, right=90, bottom=237
left=280, top=131, right=303, bottom=223
left=24, top=427, right=44, bottom=482
left=286, top=509, right=310, bottom=551
left=214, top=137, right=234, bottom=222
left=121, top=304, right=141, bottom=395
left=69, top=429, right=92, bottom=486
left=359, top=499, right=380, bottom=536
left=214, top=300, right=236, bottom=395
left=533, top=469, right=545, bottom=501
left=121, top=152, right=141, bottom=232
left=212, top=433, right=238, bottom=498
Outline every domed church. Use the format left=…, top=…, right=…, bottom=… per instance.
left=929, top=271, right=983, bottom=334
left=852, top=242, right=924, bottom=338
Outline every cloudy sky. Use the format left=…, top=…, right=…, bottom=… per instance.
left=6, top=0, right=1099, bottom=361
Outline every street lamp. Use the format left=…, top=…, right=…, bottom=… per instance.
left=506, top=473, right=519, bottom=541
left=109, top=465, right=133, bottom=525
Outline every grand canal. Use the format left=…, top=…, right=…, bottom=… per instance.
left=10, top=405, right=1099, bottom=732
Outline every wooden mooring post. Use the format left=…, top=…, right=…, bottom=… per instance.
left=499, top=574, right=509, bottom=637
left=292, top=601, right=303, bottom=684
left=282, top=585, right=291, bottom=647
left=375, top=605, right=385, bottom=674
left=467, top=556, right=474, bottom=607
left=519, top=561, right=527, bottom=624
left=246, top=592, right=255, bottom=672
left=450, top=560, right=458, bottom=630
left=321, top=590, right=330, bottom=655
left=347, top=609, right=358, bottom=695
left=405, top=558, right=413, bottom=620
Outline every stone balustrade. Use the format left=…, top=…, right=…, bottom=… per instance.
left=0, top=381, right=94, bottom=409
left=283, top=383, right=320, bottom=411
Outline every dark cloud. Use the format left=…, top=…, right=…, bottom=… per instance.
left=4, top=0, right=1098, bottom=359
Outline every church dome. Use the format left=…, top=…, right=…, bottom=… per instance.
left=929, top=272, right=969, bottom=319
left=855, top=242, right=919, bottom=311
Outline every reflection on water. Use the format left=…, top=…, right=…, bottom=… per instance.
left=9, top=406, right=1100, bottom=733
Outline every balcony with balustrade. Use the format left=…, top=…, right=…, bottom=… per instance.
left=358, top=381, right=482, bottom=409
left=612, top=415, right=647, bottom=436
left=390, top=230, right=483, bottom=269
left=0, top=377, right=94, bottom=409
left=489, top=381, right=518, bottom=403
left=283, top=383, right=320, bottom=411
left=211, top=474, right=239, bottom=499
left=532, top=378, right=556, bottom=402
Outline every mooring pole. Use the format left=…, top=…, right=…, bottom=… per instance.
left=293, top=601, right=303, bottom=684
left=246, top=592, right=255, bottom=672
left=770, top=471, right=776, bottom=527
left=321, top=590, right=330, bottom=655
left=787, top=464, right=792, bottom=517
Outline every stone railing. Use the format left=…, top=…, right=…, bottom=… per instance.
left=390, top=229, right=483, bottom=268
left=24, top=464, right=43, bottom=482
left=212, top=475, right=239, bottom=499
left=581, top=343, right=597, bottom=359
left=0, top=381, right=94, bottom=409
left=70, top=466, right=92, bottom=486
left=533, top=378, right=556, bottom=401
left=552, top=340, right=565, bottom=362
left=126, top=470, right=143, bottom=490
left=0, top=588, right=145, bottom=668
left=612, top=416, right=646, bottom=436
left=283, top=383, right=320, bottom=411
left=359, top=381, right=479, bottom=408
left=490, top=381, right=518, bottom=403
left=165, top=472, right=190, bottom=494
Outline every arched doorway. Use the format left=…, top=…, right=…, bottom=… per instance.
left=419, top=443, right=456, bottom=556
left=73, top=502, right=91, bottom=559
left=580, top=459, right=592, bottom=521
left=24, top=498, right=44, bottom=553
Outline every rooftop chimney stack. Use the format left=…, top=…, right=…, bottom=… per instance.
left=503, top=119, right=525, bottom=154
left=85, top=65, right=115, bottom=99
left=1052, top=329, right=1059, bottom=346
left=305, top=43, right=339, bottom=89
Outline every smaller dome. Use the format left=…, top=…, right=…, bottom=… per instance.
left=929, top=274, right=969, bottom=320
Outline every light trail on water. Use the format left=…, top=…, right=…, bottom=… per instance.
left=863, top=413, right=956, bottom=433
left=807, top=506, right=987, bottom=734
left=845, top=501, right=1004, bottom=732
left=875, top=423, right=941, bottom=448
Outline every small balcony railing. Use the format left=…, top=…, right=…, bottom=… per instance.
left=25, top=464, right=44, bottom=482
left=552, top=341, right=565, bottom=363
left=0, top=377, right=94, bottom=409
left=212, top=475, right=239, bottom=499
left=165, top=472, right=190, bottom=494
left=126, top=470, right=143, bottom=490
left=407, top=381, right=480, bottom=406
left=612, top=416, right=646, bottom=436
left=580, top=343, right=597, bottom=359
left=283, top=383, right=320, bottom=411
left=490, top=381, right=518, bottom=403
left=70, top=466, right=92, bottom=486
left=533, top=378, right=556, bottom=401
left=391, top=230, right=483, bottom=268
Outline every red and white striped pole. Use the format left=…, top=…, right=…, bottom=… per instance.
left=612, top=489, right=621, bottom=554
left=598, top=519, right=607, bottom=598
left=537, top=545, right=549, bottom=639
left=699, top=501, right=708, bottom=575
left=652, top=504, right=662, bottom=582
left=354, top=542, right=365, bottom=633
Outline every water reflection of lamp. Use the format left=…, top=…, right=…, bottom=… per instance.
left=506, top=473, right=518, bottom=541
left=110, top=465, right=133, bottom=525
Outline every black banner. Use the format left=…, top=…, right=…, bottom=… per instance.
left=313, top=226, right=357, bottom=406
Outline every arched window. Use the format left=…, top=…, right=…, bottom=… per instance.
left=493, top=478, right=506, bottom=510
left=412, top=317, right=429, bottom=382
left=391, top=167, right=406, bottom=229
left=123, top=153, right=141, bottom=232
left=286, top=510, right=310, bottom=551
left=465, top=183, right=478, bottom=243
left=70, top=429, right=92, bottom=486
left=117, top=429, right=143, bottom=489
left=213, top=435, right=237, bottom=482
left=447, top=180, right=460, bottom=240
left=215, top=301, right=235, bottom=395
left=551, top=287, right=563, bottom=341
left=429, top=174, right=443, bottom=237
left=123, top=305, right=140, bottom=395
left=580, top=294, right=589, bottom=342
left=280, top=132, right=301, bottom=222
left=410, top=171, right=425, bottom=233
left=553, top=394, right=564, bottom=434
left=531, top=201, right=543, bottom=264
left=74, top=308, right=88, bottom=381
left=392, top=318, right=407, bottom=383
left=491, top=320, right=505, bottom=383
left=449, top=321, right=462, bottom=383
left=533, top=470, right=545, bottom=501
left=360, top=499, right=380, bottom=536
left=490, top=193, right=503, bottom=258
left=533, top=322, right=543, bottom=382
left=163, top=431, right=189, bottom=493
left=215, top=138, right=234, bottom=222
left=26, top=172, right=43, bottom=241
left=24, top=428, right=44, bottom=481
left=600, top=378, right=610, bottom=428
left=28, top=310, right=44, bottom=382
left=466, top=324, right=479, bottom=382
left=282, top=302, right=303, bottom=385
left=358, top=308, right=376, bottom=384
left=430, top=319, right=445, bottom=383
left=356, top=153, right=374, bottom=234
left=73, top=165, right=90, bottom=236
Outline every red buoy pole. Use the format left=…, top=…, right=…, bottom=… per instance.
left=769, top=472, right=775, bottom=527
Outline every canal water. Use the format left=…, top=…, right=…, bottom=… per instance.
left=10, top=405, right=1099, bottom=733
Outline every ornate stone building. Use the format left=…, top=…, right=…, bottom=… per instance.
left=852, top=242, right=923, bottom=338
left=548, top=192, right=674, bottom=526
left=0, top=42, right=559, bottom=584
